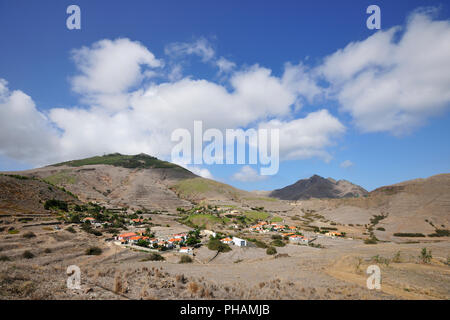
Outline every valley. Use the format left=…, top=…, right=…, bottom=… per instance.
left=0, top=154, right=449, bottom=300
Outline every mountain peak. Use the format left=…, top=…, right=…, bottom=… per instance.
left=270, top=174, right=368, bottom=200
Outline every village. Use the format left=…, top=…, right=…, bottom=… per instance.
left=75, top=203, right=350, bottom=259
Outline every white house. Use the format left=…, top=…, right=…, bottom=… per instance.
left=232, top=237, right=247, bottom=247
left=179, top=247, right=193, bottom=254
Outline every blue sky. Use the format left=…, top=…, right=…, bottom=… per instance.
left=0, top=0, right=450, bottom=192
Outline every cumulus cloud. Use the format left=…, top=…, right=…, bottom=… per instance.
left=0, top=36, right=331, bottom=167
left=258, top=110, right=345, bottom=161
left=320, top=9, right=450, bottom=134
left=340, top=160, right=354, bottom=168
left=231, top=165, right=267, bottom=182
left=71, top=38, right=162, bottom=110
left=0, top=79, right=60, bottom=166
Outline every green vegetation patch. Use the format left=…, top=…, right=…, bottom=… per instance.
left=44, top=171, right=77, bottom=185
left=85, top=247, right=102, bottom=255
left=270, top=216, right=283, bottom=223
left=183, top=214, right=223, bottom=228
left=393, top=233, right=425, bottom=237
left=243, top=210, right=270, bottom=221
left=53, top=153, right=187, bottom=171
left=172, top=177, right=240, bottom=198
left=428, top=229, right=450, bottom=237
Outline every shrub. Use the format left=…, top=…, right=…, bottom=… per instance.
left=179, top=255, right=193, bottom=264
left=207, top=239, right=231, bottom=252
left=23, top=251, right=34, bottom=259
left=44, top=199, right=68, bottom=212
left=393, top=233, right=425, bottom=237
left=420, top=248, right=432, bottom=264
left=266, top=247, right=277, bottom=255
left=85, top=247, right=102, bottom=255
left=364, top=237, right=378, bottom=244
left=66, top=226, right=76, bottom=233
left=376, top=227, right=385, bottom=231
left=0, top=255, right=10, bottom=262
left=392, top=251, right=401, bottom=263
left=142, top=253, right=165, bottom=261
left=271, top=239, right=285, bottom=247
left=136, top=239, right=149, bottom=248
left=8, top=229, right=19, bottom=234
left=44, top=248, right=52, bottom=254
left=428, top=229, right=450, bottom=237
left=23, top=232, right=36, bottom=239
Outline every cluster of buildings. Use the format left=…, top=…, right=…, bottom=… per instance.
left=116, top=231, right=193, bottom=254
left=249, top=221, right=297, bottom=234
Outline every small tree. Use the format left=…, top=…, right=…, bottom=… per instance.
left=266, top=247, right=277, bottom=255
left=420, top=248, right=432, bottom=264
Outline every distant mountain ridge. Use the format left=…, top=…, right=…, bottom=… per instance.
left=269, top=174, right=368, bottom=200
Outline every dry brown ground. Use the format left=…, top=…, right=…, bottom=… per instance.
left=1, top=214, right=448, bottom=300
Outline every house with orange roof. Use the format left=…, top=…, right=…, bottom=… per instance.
left=179, top=247, right=193, bottom=254
left=131, top=218, right=144, bottom=225
left=282, top=232, right=295, bottom=237
left=289, top=234, right=309, bottom=244
left=128, top=235, right=144, bottom=244
left=220, top=237, right=233, bottom=244
left=82, top=217, right=96, bottom=224
left=117, top=232, right=137, bottom=241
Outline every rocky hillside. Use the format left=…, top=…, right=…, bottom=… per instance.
left=269, top=174, right=368, bottom=200
left=295, top=174, right=450, bottom=241
left=0, top=174, right=79, bottom=215
left=4, top=153, right=252, bottom=212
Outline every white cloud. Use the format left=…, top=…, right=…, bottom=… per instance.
left=216, top=57, right=236, bottom=73
left=320, top=9, right=450, bottom=134
left=232, top=165, right=267, bottom=182
left=165, top=38, right=215, bottom=62
left=340, top=160, right=354, bottom=168
left=71, top=38, right=162, bottom=110
left=189, top=166, right=214, bottom=179
left=258, top=110, right=345, bottom=161
left=0, top=37, right=340, bottom=167
left=0, top=79, right=60, bottom=166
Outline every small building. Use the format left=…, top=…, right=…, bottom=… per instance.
left=131, top=218, right=144, bottom=225
left=220, top=237, right=233, bottom=244
left=117, top=232, right=137, bottom=241
left=82, top=217, right=96, bottom=224
left=326, top=231, right=342, bottom=238
left=174, top=233, right=187, bottom=240
left=129, top=235, right=143, bottom=244
left=232, top=237, right=247, bottom=247
left=179, top=247, right=193, bottom=254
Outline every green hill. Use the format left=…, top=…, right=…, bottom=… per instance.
left=52, top=153, right=190, bottom=172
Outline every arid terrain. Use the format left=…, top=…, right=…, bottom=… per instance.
left=0, top=154, right=449, bottom=300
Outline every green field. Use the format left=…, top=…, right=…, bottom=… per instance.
left=270, top=216, right=283, bottom=223
left=182, top=214, right=224, bottom=228
left=44, top=171, right=77, bottom=185
left=243, top=210, right=270, bottom=221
